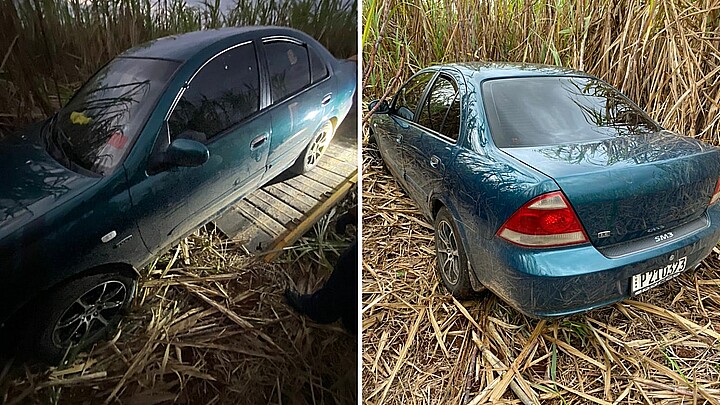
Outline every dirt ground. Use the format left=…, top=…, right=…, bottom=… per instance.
left=361, top=144, right=720, bottom=405
left=0, top=204, right=358, bottom=405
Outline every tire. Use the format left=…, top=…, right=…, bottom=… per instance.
left=434, top=207, right=474, bottom=299
left=26, top=271, right=136, bottom=364
left=291, top=121, right=334, bottom=174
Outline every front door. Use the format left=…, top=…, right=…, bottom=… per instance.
left=130, top=41, right=269, bottom=253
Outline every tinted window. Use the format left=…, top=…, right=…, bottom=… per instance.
left=52, top=57, right=179, bottom=175
left=483, top=77, right=661, bottom=148
left=393, top=72, right=434, bottom=120
left=417, top=76, right=460, bottom=141
left=265, top=41, right=311, bottom=102
left=309, top=46, right=328, bottom=83
left=169, top=43, right=260, bottom=142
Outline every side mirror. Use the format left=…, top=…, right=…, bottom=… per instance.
left=165, top=138, right=209, bottom=168
left=368, top=99, right=390, bottom=114
left=147, top=133, right=210, bottom=175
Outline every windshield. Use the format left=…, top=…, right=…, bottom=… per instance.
left=482, top=76, right=661, bottom=148
left=50, top=57, right=179, bottom=175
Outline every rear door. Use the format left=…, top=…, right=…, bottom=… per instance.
left=132, top=41, right=269, bottom=253
left=262, top=37, right=334, bottom=179
left=404, top=72, right=464, bottom=215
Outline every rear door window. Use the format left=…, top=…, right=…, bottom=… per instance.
left=417, top=75, right=461, bottom=141
left=482, top=76, right=660, bottom=148
left=308, top=46, right=328, bottom=83
left=392, top=72, right=434, bottom=121
left=264, top=40, right=312, bottom=102
left=169, top=42, right=260, bottom=143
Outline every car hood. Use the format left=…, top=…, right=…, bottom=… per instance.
left=0, top=123, right=99, bottom=237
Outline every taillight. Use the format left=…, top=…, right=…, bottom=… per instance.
left=710, top=178, right=720, bottom=206
left=497, top=191, right=588, bottom=248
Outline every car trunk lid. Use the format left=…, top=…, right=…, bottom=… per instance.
left=502, top=131, right=720, bottom=248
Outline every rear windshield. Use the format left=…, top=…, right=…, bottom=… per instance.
left=482, top=77, right=661, bottom=148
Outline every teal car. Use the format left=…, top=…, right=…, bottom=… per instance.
left=369, top=63, right=720, bottom=318
left=0, top=27, right=355, bottom=362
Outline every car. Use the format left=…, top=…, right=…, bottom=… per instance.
left=368, top=62, right=720, bottom=318
left=0, top=26, right=356, bottom=362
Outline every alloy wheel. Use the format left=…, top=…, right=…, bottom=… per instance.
left=306, top=128, right=330, bottom=167
left=436, top=220, right=460, bottom=285
left=51, top=280, right=128, bottom=348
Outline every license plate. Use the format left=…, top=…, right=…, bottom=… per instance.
left=631, top=256, right=687, bottom=295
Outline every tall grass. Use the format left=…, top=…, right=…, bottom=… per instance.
left=0, top=0, right=357, bottom=132
left=363, top=0, right=720, bottom=143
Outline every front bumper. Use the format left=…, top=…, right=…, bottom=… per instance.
left=477, top=206, right=720, bottom=318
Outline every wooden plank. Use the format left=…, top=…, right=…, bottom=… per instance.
left=284, top=175, right=334, bottom=200
left=325, top=145, right=356, bottom=162
left=326, top=143, right=356, bottom=162
left=232, top=223, right=274, bottom=253
left=214, top=206, right=256, bottom=239
left=264, top=169, right=358, bottom=262
left=319, top=152, right=356, bottom=174
left=233, top=200, right=286, bottom=237
left=262, top=183, right=318, bottom=213
left=302, top=166, right=347, bottom=188
left=314, top=165, right=348, bottom=184
left=245, top=191, right=303, bottom=227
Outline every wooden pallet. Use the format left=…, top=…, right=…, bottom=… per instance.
left=214, top=139, right=357, bottom=262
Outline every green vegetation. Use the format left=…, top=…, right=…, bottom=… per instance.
left=363, top=0, right=720, bottom=144
left=0, top=0, right=357, bottom=133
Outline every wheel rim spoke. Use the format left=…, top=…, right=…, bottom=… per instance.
left=437, top=220, right=461, bottom=285
left=52, top=280, right=128, bottom=348
left=306, top=127, right=331, bottom=168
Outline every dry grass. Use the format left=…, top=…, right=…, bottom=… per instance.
left=0, top=194, right=357, bottom=405
left=361, top=146, right=720, bottom=404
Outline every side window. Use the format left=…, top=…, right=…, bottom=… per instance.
left=418, top=75, right=461, bottom=141
left=169, top=43, right=259, bottom=143
left=392, top=72, right=434, bottom=120
left=265, top=41, right=311, bottom=102
left=309, top=46, right=328, bottom=83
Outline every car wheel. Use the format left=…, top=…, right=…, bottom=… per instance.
left=28, top=271, right=136, bottom=364
left=434, top=207, right=474, bottom=299
left=291, top=121, right=334, bottom=174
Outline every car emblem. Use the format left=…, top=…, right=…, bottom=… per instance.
left=670, top=254, right=675, bottom=261
left=654, top=232, right=674, bottom=243
left=597, top=231, right=611, bottom=238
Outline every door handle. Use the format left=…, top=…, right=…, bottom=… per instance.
left=430, top=155, right=441, bottom=168
left=250, top=133, right=268, bottom=150
left=321, top=93, right=332, bottom=106
left=395, top=134, right=403, bottom=144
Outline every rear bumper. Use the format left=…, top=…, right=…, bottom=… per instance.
left=478, top=206, right=720, bottom=318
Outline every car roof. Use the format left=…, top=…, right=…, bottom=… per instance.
left=436, top=62, right=591, bottom=81
left=119, top=26, right=305, bottom=62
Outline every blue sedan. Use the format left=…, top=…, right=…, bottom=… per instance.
left=0, top=27, right=355, bottom=362
left=369, top=62, right=720, bottom=318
